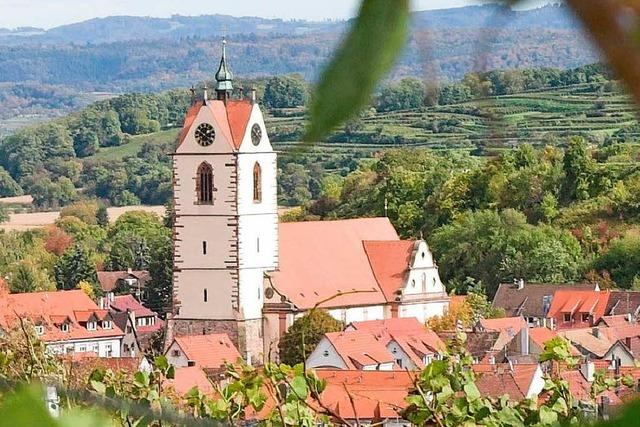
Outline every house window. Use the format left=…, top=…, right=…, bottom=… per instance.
left=172, top=349, right=180, bottom=357
left=323, top=350, right=330, bottom=357
left=92, top=344, right=99, bottom=353
left=396, top=359, right=403, bottom=368
left=102, top=320, right=112, bottom=330
left=563, top=313, right=571, bottom=322
left=61, top=323, right=70, bottom=333
left=78, top=345, right=86, bottom=352
left=253, top=162, right=262, bottom=203
left=582, top=313, right=590, bottom=322
left=202, top=241, right=207, bottom=255
left=196, top=162, right=214, bottom=204
left=105, top=343, right=113, bottom=357
left=204, top=288, right=208, bottom=302
left=34, top=325, right=44, bottom=336
left=87, top=321, right=97, bottom=331
left=187, top=360, right=196, bottom=367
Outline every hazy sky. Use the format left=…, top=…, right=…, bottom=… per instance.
left=0, top=0, right=553, bottom=29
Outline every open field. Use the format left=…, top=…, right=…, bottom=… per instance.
left=0, top=205, right=165, bottom=231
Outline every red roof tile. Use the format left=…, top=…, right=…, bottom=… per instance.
left=315, top=370, right=412, bottom=421
left=325, top=330, right=395, bottom=369
left=362, top=241, right=414, bottom=301
left=548, top=290, right=611, bottom=326
left=479, top=317, right=527, bottom=333
left=176, top=99, right=253, bottom=150
left=0, top=290, right=124, bottom=342
left=226, top=100, right=253, bottom=148
left=167, top=366, right=215, bottom=396
left=172, top=334, right=241, bottom=370
left=271, top=218, right=399, bottom=310
left=109, top=294, right=156, bottom=317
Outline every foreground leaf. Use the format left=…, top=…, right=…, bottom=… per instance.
left=305, top=0, right=410, bottom=142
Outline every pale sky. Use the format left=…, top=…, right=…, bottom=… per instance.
left=0, top=0, right=554, bottom=29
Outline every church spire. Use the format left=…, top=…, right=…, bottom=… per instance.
left=215, top=37, right=233, bottom=102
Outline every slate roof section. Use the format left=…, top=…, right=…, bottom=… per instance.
left=605, top=291, right=640, bottom=317
left=271, top=218, right=399, bottom=310
left=492, top=282, right=596, bottom=318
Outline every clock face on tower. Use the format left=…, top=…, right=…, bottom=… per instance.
left=195, top=123, right=216, bottom=146
left=251, top=123, right=262, bottom=146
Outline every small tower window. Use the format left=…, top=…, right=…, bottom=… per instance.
left=257, top=237, right=260, bottom=253
left=253, top=162, right=262, bottom=203
left=202, top=241, right=207, bottom=255
left=204, top=289, right=208, bottom=302
left=196, top=162, right=214, bottom=204
left=422, top=273, right=427, bottom=293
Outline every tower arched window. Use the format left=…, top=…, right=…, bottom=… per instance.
left=422, top=273, right=427, bottom=293
left=196, top=162, right=214, bottom=204
left=253, top=162, right=262, bottom=203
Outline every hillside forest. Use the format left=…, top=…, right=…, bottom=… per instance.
left=1, top=63, right=640, bottom=300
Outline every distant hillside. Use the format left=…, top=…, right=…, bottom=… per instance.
left=0, top=4, right=598, bottom=134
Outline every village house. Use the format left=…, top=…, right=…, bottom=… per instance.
left=547, top=290, right=610, bottom=330
left=165, top=334, right=241, bottom=372
left=307, top=318, right=445, bottom=371
left=100, top=294, right=164, bottom=356
left=560, top=327, right=635, bottom=366
left=492, top=281, right=598, bottom=327
left=97, top=269, right=150, bottom=302
left=167, top=40, right=449, bottom=365
left=0, top=290, right=124, bottom=357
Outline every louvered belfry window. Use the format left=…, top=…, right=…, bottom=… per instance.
left=197, top=162, right=214, bottom=204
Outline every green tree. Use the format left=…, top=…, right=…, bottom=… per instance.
left=278, top=309, right=343, bottom=366
left=146, top=235, right=173, bottom=316
left=561, top=136, right=594, bottom=203
left=0, top=205, right=8, bottom=224
left=96, top=203, right=109, bottom=227
left=593, top=236, right=640, bottom=289
left=53, top=244, right=99, bottom=293
left=6, top=258, right=55, bottom=293
left=376, top=78, right=425, bottom=111
left=0, top=167, right=23, bottom=197
left=262, top=74, right=308, bottom=108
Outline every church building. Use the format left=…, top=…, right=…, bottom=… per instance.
left=169, top=40, right=449, bottom=365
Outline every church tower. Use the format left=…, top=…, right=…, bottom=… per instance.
left=170, top=39, right=278, bottom=364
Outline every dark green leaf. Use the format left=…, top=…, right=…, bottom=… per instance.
left=305, top=0, right=410, bottom=142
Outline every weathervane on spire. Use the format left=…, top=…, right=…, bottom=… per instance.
left=215, top=35, right=234, bottom=103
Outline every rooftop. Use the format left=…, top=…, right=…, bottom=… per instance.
left=170, top=334, right=241, bottom=370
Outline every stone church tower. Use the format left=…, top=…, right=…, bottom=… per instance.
left=170, top=39, right=278, bottom=364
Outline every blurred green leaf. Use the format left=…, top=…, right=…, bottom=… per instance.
left=305, top=0, right=410, bottom=142
left=0, top=385, right=57, bottom=427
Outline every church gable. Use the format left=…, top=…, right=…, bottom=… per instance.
left=175, top=101, right=235, bottom=154
left=236, top=103, right=273, bottom=153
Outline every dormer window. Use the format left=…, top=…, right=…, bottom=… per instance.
left=102, top=320, right=112, bottom=330
left=563, top=313, right=571, bottom=323
left=87, top=321, right=97, bottom=331
left=61, top=323, right=70, bottom=333
left=34, top=325, right=44, bottom=336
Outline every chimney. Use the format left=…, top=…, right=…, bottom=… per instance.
left=250, top=88, right=256, bottom=104
left=109, top=292, right=115, bottom=302
left=592, top=327, right=599, bottom=338
left=520, top=326, right=530, bottom=356
left=517, top=279, right=525, bottom=290
left=99, top=297, right=105, bottom=310
left=127, top=267, right=132, bottom=275
left=580, top=358, right=595, bottom=382
left=627, top=313, right=633, bottom=323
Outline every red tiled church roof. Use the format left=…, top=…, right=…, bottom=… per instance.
left=362, top=241, right=414, bottom=301
left=176, top=99, right=253, bottom=150
left=271, top=218, right=399, bottom=309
